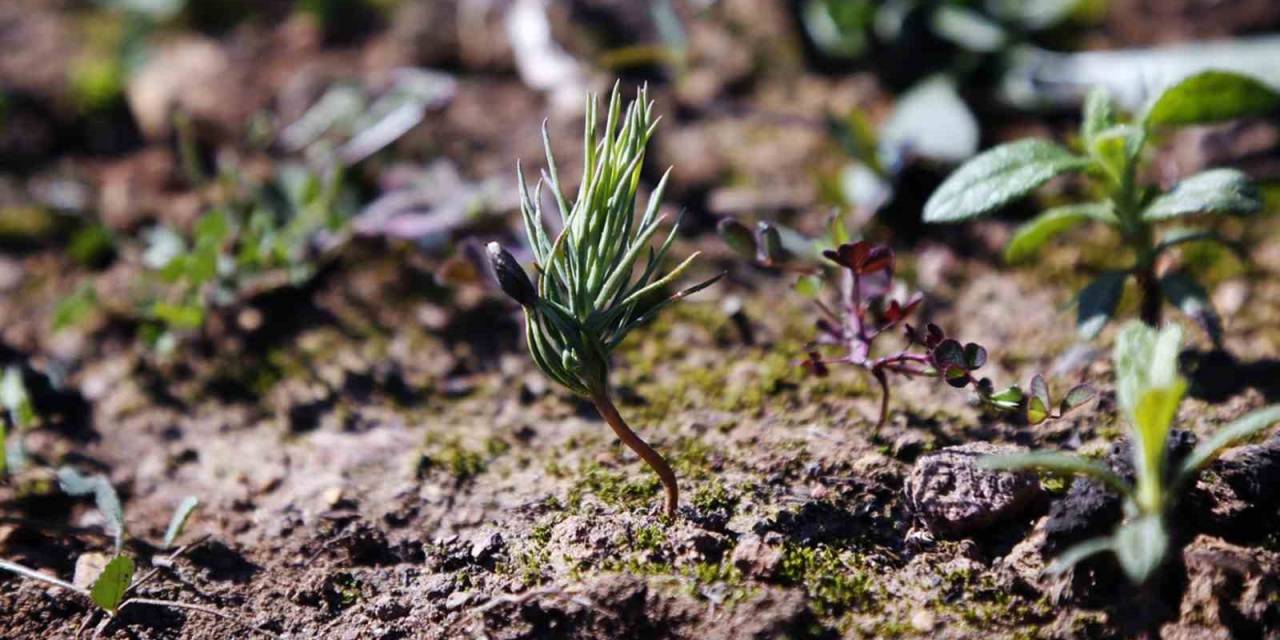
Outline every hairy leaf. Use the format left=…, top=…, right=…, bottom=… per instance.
left=1113, top=516, right=1168, bottom=584
left=1144, top=71, right=1280, bottom=128
left=923, top=140, right=1089, bottom=222
left=1142, top=169, right=1262, bottom=220
left=1027, top=374, right=1052, bottom=425
left=1060, top=384, right=1097, bottom=415
left=1076, top=271, right=1128, bottom=339
left=1114, top=322, right=1183, bottom=421
left=1089, top=124, right=1145, bottom=184
left=1004, top=202, right=1114, bottom=263
left=1080, top=86, right=1116, bottom=146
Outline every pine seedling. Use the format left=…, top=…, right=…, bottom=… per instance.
left=983, top=322, right=1280, bottom=583
left=924, top=71, right=1278, bottom=343
left=488, top=84, right=720, bottom=518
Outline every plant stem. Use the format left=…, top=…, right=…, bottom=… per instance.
left=590, top=390, right=678, bottom=519
left=1136, top=266, right=1162, bottom=327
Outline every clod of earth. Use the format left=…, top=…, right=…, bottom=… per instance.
left=906, top=442, right=1044, bottom=538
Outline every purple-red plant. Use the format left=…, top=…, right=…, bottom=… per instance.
left=802, top=241, right=1094, bottom=431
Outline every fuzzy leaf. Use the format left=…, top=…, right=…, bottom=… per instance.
left=1113, top=516, right=1168, bottom=584
left=1144, top=71, right=1280, bottom=128
left=1114, top=322, right=1184, bottom=421
left=1089, top=124, right=1145, bottom=184
left=89, top=554, right=134, bottom=614
left=923, top=139, right=1089, bottom=222
left=988, top=384, right=1023, bottom=410
left=1080, top=86, right=1116, bottom=147
left=1177, top=405, right=1280, bottom=482
left=1142, top=169, right=1262, bottom=221
left=1004, top=202, right=1113, bottom=264
left=163, top=496, right=200, bottom=549
left=1076, top=271, right=1128, bottom=339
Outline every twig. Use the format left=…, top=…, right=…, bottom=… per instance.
left=120, top=598, right=280, bottom=639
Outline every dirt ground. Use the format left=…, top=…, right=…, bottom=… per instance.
left=1, top=1, right=1279, bottom=638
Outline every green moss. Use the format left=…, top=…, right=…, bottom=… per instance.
left=777, top=544, right=876, bottom=619
left=417, top=435, right=503, bottom=482
left=691, top=478, right=736, bottom=513
left=566, top=461, right=662, bottom=511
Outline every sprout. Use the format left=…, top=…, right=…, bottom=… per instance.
left=490, top=84, right=720, bottom=518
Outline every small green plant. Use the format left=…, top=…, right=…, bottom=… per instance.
left=0, top=467, right=272, bottom=636
left=983, top=321, right=1280, bottom=583
left=924, top=71, right=1279, bottom=342
left=0, top=365, right=34, bottom=477
left=488, top=84, right=720, bottom=518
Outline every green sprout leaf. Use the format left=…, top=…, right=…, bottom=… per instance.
left=1004, top=201, right=1114, bottom=264
left=980, top=451, right=1132, bottom=497
left=1047, top=536, right=1114, bottom=575
left=89, top=554, right=134, bottom=615
left=1089, top=124, right=1145, bottom=184
left=0, top=366, right=34, bottom=430
left=1113, top=516, right=1168, bottom=584
left=717, top=219, right=757, bottom=259
left=1026, top=374, right=1052, bottom=425
left=57, top=467, right=126, bottom=554
left=1076, top=271, right=1128, bottom=339
left=1113, top=322, right=1183, bottom=421
left=1059, top=384, right=1097, bottom=416
left=1177, top=405, right=1280, bottom=482
left=1144, top=70, right=1280, bottom=128
left=1141, top=168, right=1262, bottom=220
left=163, top=496, right=200, bottom=549
left=1080, top=86, right=1116, bottom=147
left=923, top=139, right=1089, bottom=222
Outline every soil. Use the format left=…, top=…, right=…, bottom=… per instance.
left=1, top=1, right=1279, bottom=638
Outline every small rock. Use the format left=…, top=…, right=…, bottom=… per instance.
left=910, top=609, right=936, bottom=633
left=469, top=531, right=504, bottom=564
left=905, top=442, right=1043, bottom=538
left=444, top=590, right=472, bottom=610
left=730, top=534, right=783, bottom=579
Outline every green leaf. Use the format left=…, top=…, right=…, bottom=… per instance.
left=1177, top=405, right=1280, bottom=482
left=1113, top=516, right=1168, bottom=584
left=0, top=366, right=34, bottom=429
left=1132, top=381, right=1187, bottom=505
left=717, top=220, right=756, bottom=258
left=923, top=139, right=1089, bottom=222
left=1159, top=272, right=1222, bottom=346
left=988, top=384, right=1023, bottom=410
left=1142, top=168, right=1262, bottom=220
left=1047, top=536, right=1114, bottom=575
left=793, top=274, right=823, bottom=298
left=1089, top=124, right=1145, bottom=184
left=1080, top=86, right=1116, bottom=147
left=1144, top=70, right=1280, bottom=128
left=980, top=451, right=1133, bottom=497
left=1113, top=322, right=1183, bottom=420
left=163, top=496, right=200, bottom=549
left=150, top=302, right=205, bottom=331
left=931, top=6, right=1007, bottom=53
left=1060, top=384, right=1097, bottom=415
left=1004, top=202, right=1114, bottom=264
left=1076, top=271, right=1128, bottom=339
left=89, top=554, right=134, bottom=614
left=1154, top=227, right=1243, bottom=257
left=1027, top=374, right=1052, bottom=425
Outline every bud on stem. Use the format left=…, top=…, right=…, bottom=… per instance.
left=487, top=242, right=538, bottom=307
